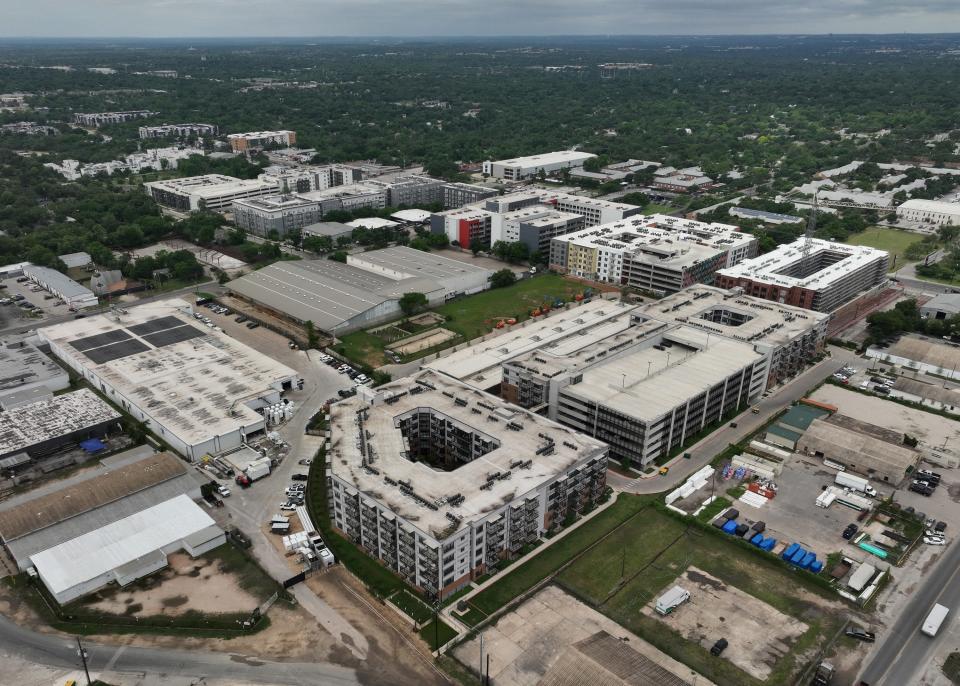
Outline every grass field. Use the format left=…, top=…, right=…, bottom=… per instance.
left=847, top=226, right=922, bottom=272
left=420, top=618, right=458, bottom=650
left=337, top=274, right=587, bottom=367
left=641, top=203, right=677, bottom=215
left=554, top=508, right=846, bottom=686
left=390, top=588, right=434, bottom=624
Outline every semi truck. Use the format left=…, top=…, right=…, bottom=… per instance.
left=834, top=472, right=877, bottom=497
left=922, top=603, right=950, bottom=637
left=245, top=457, right=271, bottom=482
left=655, top=586, right=690, bottom=615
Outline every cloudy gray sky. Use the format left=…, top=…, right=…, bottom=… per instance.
left=2, top=0, right=959, bottom=37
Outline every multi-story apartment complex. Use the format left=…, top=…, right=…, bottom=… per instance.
left=503, top=325, right=765, bottom=466
left=227, top=130, right=296, bottom=153
left=429, top=207, right=495, bottom=248
left=482, top=150, right=596, bottom=181
left=73, top=110, right=157, bottom=127
left=46, top=146, right=201, bottom=180
left=442, top=182, right=498, bottom=209
left=367, top=175, right=445, bottom=208
left=549, top=214, right=757, bottom=294
left=138, top=123, right=218, bottom=139
left=297, top=183, right=388, bottom=214
left=144, top=174, right=277, bottom=212
left=486, top=190, right=642, bottom=227
left=231, top=195, right=322, bottom=237
left=716, top=238, right=890, bottom=312
left=327, top=370, right=608, bottom=599
left=490, top=206, right=585, bottom=254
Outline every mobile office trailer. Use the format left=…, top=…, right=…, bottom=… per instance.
left=922, top=604, right=950, bottom=637
left=655, top=586, right=690, bottom=615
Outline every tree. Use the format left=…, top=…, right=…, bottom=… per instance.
left=470, top=238, right=486, bottom=256
left=490, top=268, right=517, bottom=289
left=399, top=292, right=428, bottom=316
left=329, top=251, right=348, bottom=263
left=305, top=320, right=319, bottom=348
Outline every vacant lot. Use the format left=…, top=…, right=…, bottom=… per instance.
left=846, top=227, right=921, bottom=272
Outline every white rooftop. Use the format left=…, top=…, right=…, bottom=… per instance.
left=329, top=370, right=606, bottom=538
left=716, top=238, right=889, bottom=290
left=144, top=174, right=275, bottom=198
left=0, top=388, right=120, bottom=456
left=897, top=199, right=960, bottom=215
left=390, top=209, right=432, bottom=223
left=492, top=150, right=596, bottom=168
left=346, top=217, right=400, bottom=230
left=30, top=494, right=218, bottom=596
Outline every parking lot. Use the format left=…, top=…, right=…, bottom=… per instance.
left=0, top=274, right=76, bottom=324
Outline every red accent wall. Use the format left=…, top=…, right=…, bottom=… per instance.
left=458, top=218, right=473, bottom=247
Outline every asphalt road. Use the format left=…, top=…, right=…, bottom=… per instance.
left=608, top=346, right=859, bottom=494
left=0, top=613, right=359, bottom=685
left=859, top=540, right=960, bottom=685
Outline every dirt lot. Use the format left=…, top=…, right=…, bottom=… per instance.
left=389, top=327, right=458, bottom=355
left=85, top=553, right=259, bottom=617
left=454, top=584, right=713, bottom=686
left=644, top=567, right=808, bottom=681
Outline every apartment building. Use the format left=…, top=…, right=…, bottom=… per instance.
left=716, top=238, right=890, bottom=312
left=138, top=123, right=218, bottom=139
left=297, top=183, right=388, bottom=214
left=73, top=111, right=157, bottom=127
left=227, top=130, right=296, bottom=153
left=144, top=174, right=277, bottom=212
left=482, top=150, right=596, bottom=181
left=368, top=175, right=445, bottom=207
left=231, top=195, right=322, bottom=237
left=484, top=190, right=641, bottom=228
left=549, top=214, right=757, bottom=294
left=442, top=182, right=498, bottom=209
left=429, top=207, right=495, bottom=248
left=327, top=370, right=608, bottom=599
left=490, top=206, right=585, bottom=254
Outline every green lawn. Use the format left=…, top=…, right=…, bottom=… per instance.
left=420, top=618, right=458, bottom=650
left=338, top=274, right=588, bottom=367
left=847, top=226, right=922, bottom=272
left=554, top=508, right=846, bottom=686
left=391, top=588, right=434, bottom=624
left=641, top=203, right=677, bottom=215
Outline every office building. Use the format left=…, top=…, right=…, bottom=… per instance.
left=39, top=299, right=300, bottom=461
left=716, top=238, right=890, bottom=312
left=483, top=151, right=596, bottom=181
left=144, top=174, right=277, bottom=212
left=227, top=130, right=296, bottom=153
left=549, top=215, right=757, bottom=294
left=231, top=194, right=322, bottom=237
left=327, top=370, right=608, bottom=599
left=138, top=123, right=218, bottom=139
left=73, top=111, right=157, bottom=127
left=896, top=199, right=960, bottom=226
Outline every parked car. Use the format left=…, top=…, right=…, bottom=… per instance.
left=924, top=536, right=946, bottom=546
left=710, top=638, right=728, bottom=656
left=291, top=473, right=309, bottom=481
left=844, top=627, right=876, bottom=642
left=246, top=321, right=260, bottom=329
left=217, top=485, right=231, bottom=498
left=910, top=482, right=934, bottom=496
left=235, top=315, right=248, bottom=323
left=298, top=458, right=313, bottom=466
left=917, top=470, right=942, bottom=485
left=280, top=502, right=297, bottom=511
left=842, top=524, right=859, bottom=540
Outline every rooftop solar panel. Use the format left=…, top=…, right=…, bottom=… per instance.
left=71, top=330, right=131, bottom=351
left=127, top=316, right=184, bottom=336
left=142, top=325, right=206, bottom=348
left=83, top=339, right=151, bottom=364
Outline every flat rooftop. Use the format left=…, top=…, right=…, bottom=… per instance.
left=0, top=388, right=120, bottom=457
left=227, top=130, right=294, bottom=139
left=634, top=285, right=829, bottom=346
left=38, top=299, right=297, bottom=447
left=232, top=194, right=318, bottom=211
left=23, top=265, right=96, bottom=301
left=492, top=150, right=596, bottom=168
left=0, top=340, right=67, bottom=392
left=348, top=246, right=493, bottom=281
left=0, top=451, right=185, bottom=541
left=329, top=369, right=606, bottom=539
left=717, top=238, right=888, bottom=290
left=228, top=259, right=442, bottom=331
left=425, top=299, right=639, bottom=388
left=562, top=327, right=763, bottom=421
left=553, top=214, right=749, bottom=251
left=881, top=333, right=960, bottom=370
left=144, top=174, right=275, bottom=198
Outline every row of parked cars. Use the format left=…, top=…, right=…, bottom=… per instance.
left=909, top=469, right=942, bottom=497
left=317, top=353, right=371, bottom=387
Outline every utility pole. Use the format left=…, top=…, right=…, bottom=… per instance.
left=479, top=633, right=484, bottom=685
left=76, top=637, right=91, bottom=686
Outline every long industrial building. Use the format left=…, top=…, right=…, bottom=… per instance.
left=549, top=214, right=757, bottom=294
left=145, top=174, right=277, bottom=212
left=716, top=238, right=889, bottom=312
left=39, top=299, right=300, bottom=460
left=483, top=151, right=596, bottom=181
left=23, top=264, right=98, bottom=308
left=227, top=247, right=493, bottom=335
left=0, top=339, right=70, bottom=397
left=327, top=370, right=608, bottom=599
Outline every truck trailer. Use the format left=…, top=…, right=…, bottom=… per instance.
left=834, top=472, right=877, bottom=497
left=655, top=586, right=690, bottom=615
left=245, top=457, right=271, bottom=481
left=922, top=603, right=950, bottom=637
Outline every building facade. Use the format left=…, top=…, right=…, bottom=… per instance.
left=73, top=111, right=157, bottom=126
left=442, top=182, right=498, bottom=209
left=896, top=199, right=960, bottom=226
left=138, top=123, right=218, bottom=139
left=482, top=151, right=596, bottom=181
left=231, top=194, right=323, bottom=237
left=227, top=130, right=296, bottom=153
left=144, top=174, right=277, bottom=212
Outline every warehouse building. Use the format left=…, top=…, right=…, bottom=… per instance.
left=144, top=174, right=277, bottom=212
left=729, top=207, right=803, bottom=225
left=347, top=246, right=492, bottom=296
left=327, top=370, right=608, bottom=599
left=0, top=339, right=69, bottom=398
left=505, top=325, right=765, bottom=467
left=717, top=238, right=889, bottom=312
left=22, top=264, right=98, bottom=309
left=227, top=130, right=296, bottom=153
left=549, top=215, right=757, bottom=294
left=483, top=150, right=596, bottom=181
left=73, top=111, right=156, bottom=127
left=920, top=293, right=960, bottom=320
left=896, top=199, right=960, bottom=227
left=38, top=300, right=300, bottom=460
left=763, top=403, right=831, bottom=451
left=442, top=182, right=498, bottom=209
left=301, top=221, right=354, bottom=243
left=30, top=494, right=224, bottom=604
left=632, top=285, right=830, bottom=385
left=0, top=388, right=120, bottom=462
left=797, top=414, right=919, bottom=483
left=0, top=451, right=201, bottom=570
left=231, top=194, right=322, bottom=237
left=138, top=123, right=218, bottom=139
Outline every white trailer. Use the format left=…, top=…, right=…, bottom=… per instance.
left=245, top=457, right=271, bottom=481
left=922, top=603, right=950, bottom=637
left=655, top=585, right=690, bottom=615
left=835, top=472, right=877, bottom=497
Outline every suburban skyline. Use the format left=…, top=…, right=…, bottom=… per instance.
left=2, top=0, right=960, bottom=38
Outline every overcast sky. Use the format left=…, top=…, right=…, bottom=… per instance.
left=2, top=0, right=960, bottom=38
